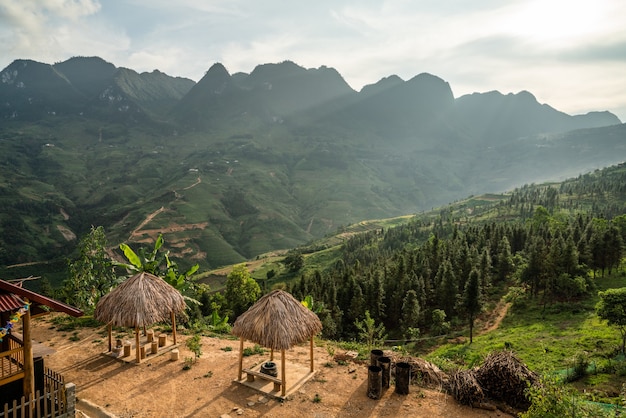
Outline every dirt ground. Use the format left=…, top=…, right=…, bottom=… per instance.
left=28, top=314, right=516, bottom=418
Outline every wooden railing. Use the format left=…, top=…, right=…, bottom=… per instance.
left=0, top=335, right=25, bottom=385
left=0, top=367, right=74, bottom=418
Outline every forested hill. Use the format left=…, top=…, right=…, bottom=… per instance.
left=277, top=163, right=626, bottom=341
left=0, top=57, right=624, bottom=283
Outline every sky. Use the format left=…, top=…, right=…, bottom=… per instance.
left=1, top=0, right=625, bottom=121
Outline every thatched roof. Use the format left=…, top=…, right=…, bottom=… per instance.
left=94, top=272, right=186, bottom=328
left=231, top=289, right=322, bottom=350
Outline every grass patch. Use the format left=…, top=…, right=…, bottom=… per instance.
left=242, top=344, right=265, bottom=357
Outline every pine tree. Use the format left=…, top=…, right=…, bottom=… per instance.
left=463, top=269, right=482, bottom=343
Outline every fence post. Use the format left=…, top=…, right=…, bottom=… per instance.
left=65, top=383, right=76, bottom=416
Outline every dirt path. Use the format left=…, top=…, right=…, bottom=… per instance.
left=182, top=176, right=202, bottom=190
left=128, top=206, right=166, bottom=241
left=479, top=300, right=511, bottom=335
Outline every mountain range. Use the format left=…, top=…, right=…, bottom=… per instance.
left=0, top=56, right=624, bottom=281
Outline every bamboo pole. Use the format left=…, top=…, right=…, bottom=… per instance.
left=281, top=349, right=286, bottom=397
left=171, top=311, right=177, bottom=345
left=238, top=337, right=244, bottom=381
left=135, top=327, right=140, bottom=363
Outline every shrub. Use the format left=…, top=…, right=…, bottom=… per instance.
left=521, top=376, right=614, bottom=418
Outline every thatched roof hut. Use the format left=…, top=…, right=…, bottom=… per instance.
left=94, top=272, right=187, bottom=363
left=232, top=289, right=322, bottom=397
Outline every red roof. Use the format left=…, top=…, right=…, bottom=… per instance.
left=0, top=279, right=83, bottom=317
left=0, top=292, right=25, bottom=312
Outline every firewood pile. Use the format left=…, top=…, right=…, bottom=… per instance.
left=474, top=350, right=540, bottom=409
left=448, top=369, right=484, bottom=406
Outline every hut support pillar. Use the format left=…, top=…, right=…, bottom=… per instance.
left=107, top=323, right=112, bottom=352
left=135, top=327, right=140, bottom=363
left=281, top=349, right=286, bottom=397
left=22, top=298, right=35, bottom=405
left=310, top=337, right=314, bottom=372
left=238, top=337, right=244, bottom=381
left=171, top=311, right=177, bottom=345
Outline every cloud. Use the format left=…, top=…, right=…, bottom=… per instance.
left=0, top=0, right=103, bottom=63
left=0, top=0, right=624, bottom=120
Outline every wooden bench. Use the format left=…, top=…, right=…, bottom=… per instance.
left=243, top=368, right=282, bottom=392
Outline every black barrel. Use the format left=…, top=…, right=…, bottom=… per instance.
left=370, top=349, right=384, bottom=366
left=395, top=362, right=411, bottom=395
left=367, top=365, right=383, bottom=399
left=377, top=356, right=391, bottom=389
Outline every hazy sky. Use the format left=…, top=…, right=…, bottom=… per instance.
left=1, top=0, right=625, bottom=120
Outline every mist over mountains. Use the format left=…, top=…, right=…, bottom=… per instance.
left=0, top=56, right=624, bottom=275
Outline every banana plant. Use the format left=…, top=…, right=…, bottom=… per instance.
left=115, top=234, right=165, bottom=275
left=115, top=234, right=200, bottom=296
left=301, top=295, right=326, bottom=315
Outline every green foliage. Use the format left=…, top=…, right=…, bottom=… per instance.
left=521, top=376, right=616, bottom=418
left=115, top=234, right=201, bottom=304
left=185, top=334, right=203, bottom=360
left=283, top=249, right=304, bottom=273
left=431, top=309, right=451, bottom=336
left=463, top=269, right=482, bottom=343
left=301, top=295, right=325, bottom=314
left=242, top=344, right=265, bottom=357
left=207, top=309, right=231, bottom=334
left=224, top=264, right=261, bottom=318
left=51, top=315, right=104, bottom=331
left=354, top=310, right=387, bottom=350
left=115, top=234, right=165, bottom=275
left=62, top=226, right=119, bottom=314
left=563, top=352, right=590, bottom=383
left=596, top=288, right=626, bottom=354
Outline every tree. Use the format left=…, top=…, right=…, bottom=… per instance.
left=62, top=226, right=118, bottom=314
left=224, top=264, right=261, bottom=318
left=604, top=226, right=623, bottom=275
left=463, top=269, right=482, bottom=343
left=596, top=288, right=626, bottom=354
left=495, top=236, right=514, bottom=282
left=401, top=290, right=420, bottom=339
left=283, top=249, right=304, bottom=272
left=431, top=309, right=451, bottom=336
left=521, top=236, right=548, bottom=297
left=437, top=260, right=457, bottom=318
left=354, top=310, right=387, bottom=350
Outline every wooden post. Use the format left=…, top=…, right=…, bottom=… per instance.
left=281, top=349, right=286, bottom=397
left=135, top=327, right=141, bottom=364
left=310, top=337, right=314, bottom=372
left=238, top=337, right=244, bottom=381
left=270, top=348, right=274, bottom=361
left=22, top=298, right=35, bottom=407
left=107, top=323, right=112, bottom=352
left=171, top=311, right=177, bottom=345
